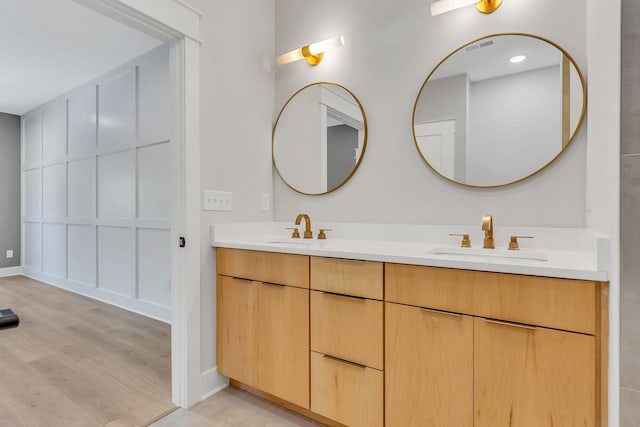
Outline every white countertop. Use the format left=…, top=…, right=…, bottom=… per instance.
left=211, top=222, right=610, bottom=281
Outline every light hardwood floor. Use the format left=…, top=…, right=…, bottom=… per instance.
left=151, top=386, right=325, bottom=427
left=0, top=275, right=174, bottom=427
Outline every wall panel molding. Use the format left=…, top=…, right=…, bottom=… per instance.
left=21, top=44, right=171, bottom=322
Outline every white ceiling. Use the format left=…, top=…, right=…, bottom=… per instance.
left=432, top=35, right=563, bottom=82
left=0, top=0, right=163, bottom=115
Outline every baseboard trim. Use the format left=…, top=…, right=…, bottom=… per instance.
left=21, top=268, right=171, bottom=323
left=200, top=367, right=229, bottom=402
left=0, top=266, right=22, bottom=277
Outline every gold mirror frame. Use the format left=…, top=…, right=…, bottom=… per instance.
left=412, top=33, right=587, bottom=188
left=273, top=82, right=368, bottom=196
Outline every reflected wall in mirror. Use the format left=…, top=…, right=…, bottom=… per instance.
left=273, top=82, right=367, bottom=195
left=413, top=33, right=586, bottom=187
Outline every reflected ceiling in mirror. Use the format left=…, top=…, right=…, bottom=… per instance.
left=413, top=33, right=586, bottom=188
left=273, top=82, right=367, bottom=195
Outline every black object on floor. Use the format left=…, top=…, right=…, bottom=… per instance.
left=0, top=308, right=19, bottom=330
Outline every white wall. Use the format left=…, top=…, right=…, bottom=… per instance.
left=274, top=0, right=587, bottom=227
left=21, top=45, right=173, bottom=321
left=274, top=85, right=324, bottom=193
left=414, top=74, right=468, bottom=181
left=467, top=65, right=561, bottom=185
left=185, top=0, right=275, bottom=383
left=586, top=1, right=622, bottom=425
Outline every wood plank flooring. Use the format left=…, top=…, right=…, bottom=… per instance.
left=151, top=386, right=325, bottom=427
left=0, top=275, right=174, bottom=427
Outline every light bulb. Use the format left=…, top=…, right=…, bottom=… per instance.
left=431, top=0, right=477, bottom=16
left=308, top=36, right=345, bottom=55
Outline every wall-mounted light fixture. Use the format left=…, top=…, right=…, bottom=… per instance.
left=276, top=36, right=345, bottom=66
left=431, top=0, right=502, bottom=16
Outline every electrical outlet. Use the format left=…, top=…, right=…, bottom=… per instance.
left=260, top=193, right=270, bottom=211
left=6, top=250, right=13, bottom=259
left=203, top=190, right=233, bottom=211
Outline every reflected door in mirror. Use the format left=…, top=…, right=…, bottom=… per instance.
left=413, top=34, right=585, bottom=187
left=273, top=83, right=367, bottom=195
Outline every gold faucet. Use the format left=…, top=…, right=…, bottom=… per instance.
left=482, top=215, right=494, bottom=249
left=295, top=213, right=313, bottom=239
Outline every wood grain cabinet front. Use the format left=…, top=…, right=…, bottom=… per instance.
left=216, top=249, right=310, bottom=409
left=216, top=249, right=606, bottom=427
left=311, top=257, right=383, bottom=299
left=385, top=302, right=473, bottom=427
left=474, top=317, right=596, bottom=427
left=310, top=290, right=383, bottom=370
left=310, top=351, right=383, bottom=427
left=257, top=282, right=309, bottom=409
left=384, top=263, right=606, bottom=427
left=216, top=276, right=258, bottom=388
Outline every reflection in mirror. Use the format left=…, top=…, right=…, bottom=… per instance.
left=413, top=33, right=586, bottom=187
left=273, top=83, right=367, bottom=195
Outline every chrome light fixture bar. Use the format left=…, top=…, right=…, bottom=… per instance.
left=276, top=35, right=345, bottom=66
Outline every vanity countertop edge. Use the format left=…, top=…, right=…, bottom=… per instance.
left=211, top=222, right=609, bottom=282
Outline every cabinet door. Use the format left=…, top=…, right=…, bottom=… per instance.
left=474, top=317, right=596, bottom=427
left=257, top=282, right=310, bottom=409
left=385, top=302, right=473, bottom=427
left=216, top=276, right=258, bottom=387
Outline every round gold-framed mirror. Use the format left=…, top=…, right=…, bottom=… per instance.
left=273, top=82, right=368, bottom=195
left=413, top=33, right=586, bottom=188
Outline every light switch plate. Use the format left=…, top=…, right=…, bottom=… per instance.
left=204, top=190, right=232, bottom=211
left=260, top=193, right=270, bottom=211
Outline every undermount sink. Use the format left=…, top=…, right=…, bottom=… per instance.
left=265, top=239, right=314, bottom=246
left=426, top=246, right=548, bottom=262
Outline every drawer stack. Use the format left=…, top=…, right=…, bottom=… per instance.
left=310, top=257, right=384, bottom=427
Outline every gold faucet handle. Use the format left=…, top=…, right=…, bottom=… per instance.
left=286, top=227, right=300, bottom=238
left=449, top=233, right=471, bottom=248
left=508, top=235, right=533, bottom=250
left=317, top=229, right=332, bottom=240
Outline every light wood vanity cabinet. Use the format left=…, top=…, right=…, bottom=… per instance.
left=385, top=263, right=607, bottom=427
left=216, top=248, right=310, bottom=409
left=216, top=249, right=607, bottom=427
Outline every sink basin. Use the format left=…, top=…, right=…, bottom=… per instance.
left=265, top=239, right=314, bottom=246
left=426, top=247, right=548, bottom=262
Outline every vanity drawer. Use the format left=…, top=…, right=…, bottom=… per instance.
left=385, top=263, right=597, bottom=335
left=310, top=290, right=383, bottom=370
left=217, top=248, right=309, bottom=288
left=311, top=257, right=383, bottom=299
left=310, top=351, right=383, bottom=427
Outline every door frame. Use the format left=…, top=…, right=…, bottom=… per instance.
left=75, top=0, right=203, bottom=408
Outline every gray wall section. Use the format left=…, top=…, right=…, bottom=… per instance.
left=0, top=113, right=21, bottom=268
left=327, top=125, right=358, bottom=190
left=621, top=0, right=640, bottom=425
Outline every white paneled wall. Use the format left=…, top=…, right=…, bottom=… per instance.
left=21, top=45, right=172, bottom=322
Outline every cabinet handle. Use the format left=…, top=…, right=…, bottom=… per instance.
left=322, top=354, right=367, bottom=369
left=485, top=318, right=536, bottom=331
left=262, top=281, right=286, bottom=288
left=320, top=291, right=366, bottom=301
left=420, top=307, right=463, bottom=319
left=226, top=277, right=255, bottom=284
